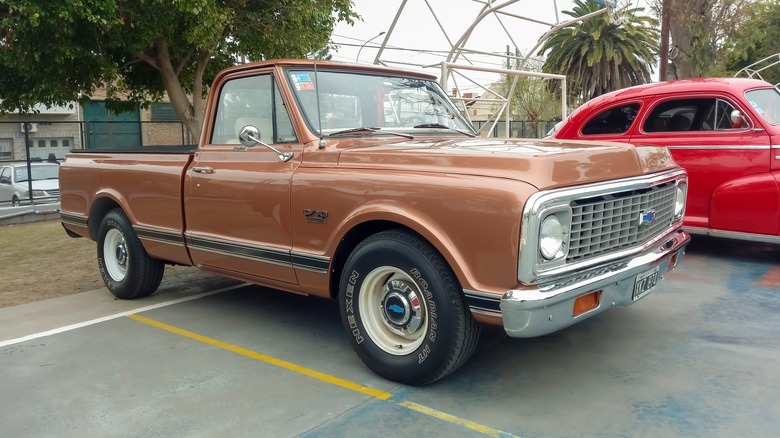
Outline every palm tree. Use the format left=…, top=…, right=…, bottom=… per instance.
left=537, top=0, right=660, bottom=104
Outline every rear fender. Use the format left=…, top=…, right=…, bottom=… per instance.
left=88, top=189, right=133, bottom=240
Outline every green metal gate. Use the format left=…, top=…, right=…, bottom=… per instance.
left=83, top=101, right=141, bottom=149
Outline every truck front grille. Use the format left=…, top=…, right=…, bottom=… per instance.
left=567, top=182, right=676, bottom=262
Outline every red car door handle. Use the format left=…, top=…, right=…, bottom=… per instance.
left=191, top=166, right=215, bottom=174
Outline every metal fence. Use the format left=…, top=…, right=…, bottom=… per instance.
left=473, top=120, right=559, bottom=138
left=0, top=120, right=192, bottom=209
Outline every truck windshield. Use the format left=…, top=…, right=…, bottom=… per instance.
left=286, top=69, right=476, bottom=136
left=745, top=87, right=780, bottom=125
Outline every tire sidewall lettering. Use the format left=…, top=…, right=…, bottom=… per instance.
left=410, top=268, right=438, bottom=344
left=339, top=231, right=478, bottom=385
left=345, top=269, right=364, bottom=344
left=344, top=254, right=443, bottom=366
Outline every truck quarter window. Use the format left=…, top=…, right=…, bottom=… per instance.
left=581, top=104, right=640, bottom=135
left=211, top=74, right=296, bottom=144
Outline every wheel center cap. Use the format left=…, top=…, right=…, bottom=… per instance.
left=115, top=244, right=127, bottom=266
left=383, top=292, right=410, bottom=325
left=381, top=280, right=423, bottom=335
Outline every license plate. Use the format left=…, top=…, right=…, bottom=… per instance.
left=632, top=266, right=660, bottom=301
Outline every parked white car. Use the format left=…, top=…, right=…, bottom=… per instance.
left=0, top=163, right=60, bottom=206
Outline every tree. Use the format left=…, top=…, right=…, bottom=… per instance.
left=0, top=0, right=358, bottom=137
left=712, top=0, right=780, bottom=85
left=650, top=0, right=753, bottom=79
left=499, top=54, right=560, bottom=137
left=536, top=0, right=659, bottom=104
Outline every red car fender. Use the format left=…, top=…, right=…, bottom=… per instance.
left=710, top=172, right=780, bottom=235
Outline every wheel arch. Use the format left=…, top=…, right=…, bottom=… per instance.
left=88, top=195, right=124, bottom=241
left=327, top=214, right=475, bottom=300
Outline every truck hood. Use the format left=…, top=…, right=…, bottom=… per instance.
left=335, top=137, right=677, bottom=190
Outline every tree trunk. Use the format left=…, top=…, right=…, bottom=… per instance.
left=190, top=50, right=211, bottom=142
left=669, top=0, right=710, bottom=78
left=139, top=37, right=202, bottom=140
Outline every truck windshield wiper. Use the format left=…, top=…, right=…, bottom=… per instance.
left=327, top=127, right=414, bottom=139
left=412, top=123, right=476, bottom=137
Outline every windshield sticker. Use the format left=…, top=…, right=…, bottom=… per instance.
left=294, top=81, right=315, bottom=91
left=291, top=73, right=315, bottom=91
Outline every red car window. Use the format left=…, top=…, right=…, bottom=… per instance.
left=581, top=103, right=640, bottom=135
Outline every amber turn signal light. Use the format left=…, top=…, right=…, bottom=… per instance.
left=573, top=291, right=602, bottom=317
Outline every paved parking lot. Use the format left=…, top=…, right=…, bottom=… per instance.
left=1, top=236, right=778, bottom=437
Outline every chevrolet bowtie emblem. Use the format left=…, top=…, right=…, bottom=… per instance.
left=638, top=209, right=656, bottom=226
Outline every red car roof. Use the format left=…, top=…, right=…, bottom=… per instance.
left=578, top=78, right=774, bottom=110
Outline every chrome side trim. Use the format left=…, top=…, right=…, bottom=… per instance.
left=60, top=212, right=88, bottom=227
left=666, top=145, right=770, bottom=150
left=685, top=226, right=780, bottom=244
left=186, top=234, right=292, bottom=267
left=463, top=289, right=502, bottom=315
left=291, top=252, right=330, bottom=273
left=134, top=225, right=184, bottom=245
left=185, top=233, right=331, bottom=272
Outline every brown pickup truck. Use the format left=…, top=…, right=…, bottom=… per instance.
left=60, top=59, right=690, bottom=385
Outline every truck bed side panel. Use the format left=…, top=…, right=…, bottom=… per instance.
left=59, top=152, right=194, bottom=266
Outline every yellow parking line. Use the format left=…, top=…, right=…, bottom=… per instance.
left=398, top=401, right=517, bottom=438
left=127, top=313, right=518, bottom=438
left=127, top=314, right=391, bottom=400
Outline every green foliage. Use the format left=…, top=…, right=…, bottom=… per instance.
left=713, top=0, right=780, bottom=85
left=499, top=55, right=560, bottom=130
left=536, top=0, right=659, bottom=104
left=0, top=0, right=358, bottom=135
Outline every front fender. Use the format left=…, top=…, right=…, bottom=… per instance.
left=290, top=168, right=539, bottom=294
left=710, top=172, right=780, bottom=235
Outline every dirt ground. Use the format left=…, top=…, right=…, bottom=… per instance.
left=0, top=220, right=200, bottom=308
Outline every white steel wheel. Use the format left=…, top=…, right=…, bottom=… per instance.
left=358, top=266, right=429, bottom=355
left=339, top=229, right=481, bottom=385
left=102, top=228, right=128, bottom=282
left=97, top=209, right=164, bottom=299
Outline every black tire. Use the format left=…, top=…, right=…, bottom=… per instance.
left=11, top=196, right=20, bottom=206
left=97, top=209, right=164, bottom=299
left=339, top=229, right=481, bottom=385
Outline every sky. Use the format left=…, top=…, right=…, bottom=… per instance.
left=331, top=0, right=579, bottom=65
left=329, top=0, right=656, bottom=92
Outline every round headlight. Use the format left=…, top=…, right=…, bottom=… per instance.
left=674, top=186, right=685, bottom=218
left=540, top=215, right=564, bottom=260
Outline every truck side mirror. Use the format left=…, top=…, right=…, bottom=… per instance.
left=237, top=125, right=294, bottom=162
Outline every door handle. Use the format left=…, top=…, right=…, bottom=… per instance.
left=191, top=166, right=215, bottom=174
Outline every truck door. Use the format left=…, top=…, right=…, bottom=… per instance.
left=637, top=95, right=773, bottom=234
left=184, top=71, right=303, bottom=285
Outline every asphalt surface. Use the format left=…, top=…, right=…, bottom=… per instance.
left=1, top=236, right=778, bottom=437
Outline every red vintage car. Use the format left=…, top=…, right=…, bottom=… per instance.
left=549, top=78, right=780, bottom=244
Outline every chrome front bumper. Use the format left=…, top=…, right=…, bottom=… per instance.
left=501, top=229, right=690, bottom=338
